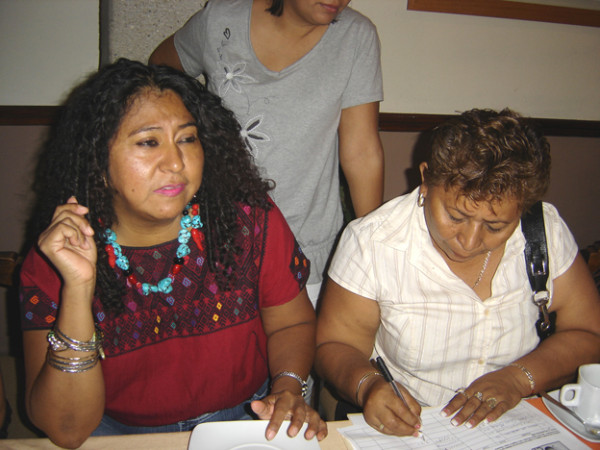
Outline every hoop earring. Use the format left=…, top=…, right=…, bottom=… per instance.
left=417, top=192, right=425, bottom=207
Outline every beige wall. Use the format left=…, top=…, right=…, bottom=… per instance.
left=353, top=0, right=600, bottom=120
left=98, top=0, right=600, bottom=120
left=0, top=0, right=99, bottom=106
left=2, top=0, right=598, bottom=118
left=101, top=0, right=207, bottom=64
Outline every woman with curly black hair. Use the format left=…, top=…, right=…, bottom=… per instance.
left=19, top=59, right=326, bottom=448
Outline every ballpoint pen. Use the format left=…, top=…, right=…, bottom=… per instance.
left=375, top=357, right=407, bottom=405
left=375, top=356, right=422, bottom=426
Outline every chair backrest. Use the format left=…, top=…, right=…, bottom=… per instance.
left=0, top=251, right=21, bottom=287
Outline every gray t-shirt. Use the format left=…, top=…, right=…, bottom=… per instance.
left=175, top=0, right=383, bottom=283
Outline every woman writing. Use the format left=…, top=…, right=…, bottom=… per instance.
left=315, top=108, right=600, bottom=436
left=19, top=59, right=326, bottom=448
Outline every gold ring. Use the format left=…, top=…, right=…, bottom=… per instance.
left=455, top=387, right=466, bottom=396
left=473, top=391, right=483, bottom=401
left=486, top=397, right=497, bottom=408
left=379, top=423, right=385, bottom=431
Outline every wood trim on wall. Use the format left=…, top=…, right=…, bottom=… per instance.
left=1, top=106, right=600, bottom=137
left=379, top=113, right=600, bottom=137
left=407, top=0, right=600, bottom=28
left=0, top=106, right=58, bottom=126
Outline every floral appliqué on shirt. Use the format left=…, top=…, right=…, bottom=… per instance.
left=241, top=116, right=270, bottom=155
left=217, top=61, right=255, bottom=97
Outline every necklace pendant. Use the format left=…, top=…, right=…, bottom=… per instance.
left=472, top=250, right=492, bottom=289
left=157, top=278, right=173, bottom=294
left=191, top=228, right=204, bottom=251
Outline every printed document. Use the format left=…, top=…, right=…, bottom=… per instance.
left=338, top=401, right=588, bottom=449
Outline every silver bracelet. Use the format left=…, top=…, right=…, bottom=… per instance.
left=271, top=371, right=308, bottom=398
left=46, top=350, right=99, bottom=373
left=47, top=326, right=105, bottom=359
left=510, top=363, right=536, bottom=395
left=355, top=371, right=383, bottom=406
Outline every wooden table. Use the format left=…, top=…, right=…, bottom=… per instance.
left=3, top=400, right=598, bottom=449
left=1, top=421, right=350, bottom=449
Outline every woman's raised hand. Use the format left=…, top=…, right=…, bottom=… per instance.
left=250, top=391, right=327, bottom=442
left=362, top=376, right=422, bottom=437
left=441, top=367, right=525, bottom=429
left=38, top=196, right=97, bottom=288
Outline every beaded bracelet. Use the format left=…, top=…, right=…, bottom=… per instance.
left=46, top=350, right=99, bottom=373
left=510, top=363, right=535, bottom=395
left=271, top=371, right=308, bottom=398
left=47, top=326, right=105, bottom=359
left=355, top=371, right=383, bottom=406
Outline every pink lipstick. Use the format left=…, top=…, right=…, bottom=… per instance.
left=155, top=184, right=185, bottom=197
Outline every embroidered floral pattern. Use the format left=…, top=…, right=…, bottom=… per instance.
left=217, top=61, right=255, bottom=97
left=241, top=115, right=270, bottom=155
left=289, top=244, right=310, bottom=290
left=20, top=202, right=309, bottom=358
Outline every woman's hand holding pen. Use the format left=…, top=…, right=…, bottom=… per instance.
left=38, top=196, right=97, bottom=291
left=361, top=375, right=422, bottom=437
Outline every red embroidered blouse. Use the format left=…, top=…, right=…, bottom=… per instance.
left=20, top=201, right=309, bottom=426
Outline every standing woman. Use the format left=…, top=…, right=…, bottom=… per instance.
left=20, top=59, right=326, bottom=448
left=316, top=108, right=600, bottom=436
left=150, top=0, right=385, bottom=305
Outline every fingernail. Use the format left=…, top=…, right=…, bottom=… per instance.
left=439, top=410, right=448, bottom=417
left=465, top=421, right=473, bottom=429
left=413, top=430, right=421, bottom=438
left=451, top=418, right=459, bottom=427
left=414, top=423, right=421, bottom=430
left=266, top=430, right=275, bottom=441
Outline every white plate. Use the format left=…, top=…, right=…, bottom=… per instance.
left=542, top=389, right=600, bottom=443
left=188, top=420, right=320, bottom=450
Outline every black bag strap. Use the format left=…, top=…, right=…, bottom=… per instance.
left=521, top=201, right=549, bottom=291
left=521, top=201, right=554, bottom=338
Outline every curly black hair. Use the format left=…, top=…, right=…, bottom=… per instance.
left=29, top=58, right=272, bottom=312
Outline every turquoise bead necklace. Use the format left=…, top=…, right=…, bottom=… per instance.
left=104, top=203, right=204, bottom=295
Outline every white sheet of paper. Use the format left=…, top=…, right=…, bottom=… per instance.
left=339, top=401, right=588, bottom=449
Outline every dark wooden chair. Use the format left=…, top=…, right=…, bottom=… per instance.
left=0, top=252, right=21, bottom=288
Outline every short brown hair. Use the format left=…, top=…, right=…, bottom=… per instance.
left=422, top=108, right=551, bottom=212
